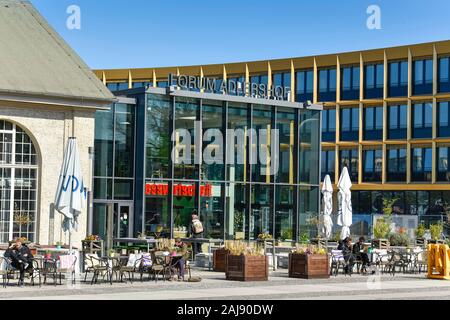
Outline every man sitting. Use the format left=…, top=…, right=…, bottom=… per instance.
left=171, top=238, right=189, bottom=281
left=352, top=237, right=371, bottom=274
left=4, top=238, right=34, bottom=286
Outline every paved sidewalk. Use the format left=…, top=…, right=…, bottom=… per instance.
left=1, top=269, right=449, bottom=300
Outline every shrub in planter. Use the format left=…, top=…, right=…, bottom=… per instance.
left=430, top=222, right=444, bottom=241
left=288, top=245, right=329, bottom=279
left=374, top=218, right=390, bottom=239
left=389, top=232, right=410, bottom=247
left=224, top=241, right=268, bottom=281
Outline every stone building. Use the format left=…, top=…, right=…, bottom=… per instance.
left=0, top=0, right=114, bottom=247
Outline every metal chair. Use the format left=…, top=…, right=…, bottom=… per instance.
left=150, top=251, right=170, bottom=282
left=0, top=257, right=17, bottom=288
left=90, top=256, right=112, bottom=285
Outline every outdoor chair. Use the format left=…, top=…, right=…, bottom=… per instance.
left=411, top=249, right=428, bottom=274
left=90, top=255, right=112, bottom=285
left=137, top=253, right=153, bottom=282
left=56, top=255, right=77, bottom=285
left=330, top=250, right=347, bottom=276
left=115, top=254, right=142, bottom=283
left=30, top=256, right=45, bottom=286
left=373, top=249, right=390, bottom=273
left=0, top=256, right=18, bottom=288
left=83, top=253, right=98, bottom=283
left=385, top=250, right=408, bottom=276
left=150, top=251, right=171, bottom=282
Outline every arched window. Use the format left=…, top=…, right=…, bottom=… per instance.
left=0, top=120, right=38, bottom=243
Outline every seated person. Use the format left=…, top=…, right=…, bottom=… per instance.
left=341, top=237, right=355, bottom=274
left=4, top=238, right=34, bottom=286
left=352, top=236, right=371, bottom=273
left=171, top=238, right=189, bottom=281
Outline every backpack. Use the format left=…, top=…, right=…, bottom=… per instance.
left=192, top=219, right=204, bottom=234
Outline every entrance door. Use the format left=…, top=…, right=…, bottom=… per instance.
left=113, top=203, right=133, bottom=238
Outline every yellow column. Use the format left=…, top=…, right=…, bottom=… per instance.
left=245, top=64, right=250, bottom=96
left=290, top=60, right=295, bottom=102
left=200, top=67, right=204, bottom=93
left=433, top=45, right=438, bottom=96
left=313, top=58, right=318, bottom=104
left=360, top=53, right=364, bottom=100
left=383, top=50, right=388, bottom=100
left=408, top=49, right=413, bottom=98
left=358, top=102, right=363, bottom=185
left=128, top=70, right=132, bottom=89
left=336, top=56, right=341, bottom=102
left=267, top=61, right=272, bottom=98
left=266, top=124, right=271, bottom=184
left=102, top=71, right=106, bottom=85
left=223, top=65, right=227, bottom=95
left=152, top=70, right=157, bottom=88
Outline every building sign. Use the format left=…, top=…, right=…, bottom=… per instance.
left=145, top=183, right=212, bottom=197
left=168, top=74, right=291, bottom=101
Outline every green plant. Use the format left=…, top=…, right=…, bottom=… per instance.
left=299, top=232, right=310, bottom=244
left=415, top=223, right=426, bottom=239
left=281, top=229, right=293, bottom=241
left=234, top=211, right=244, bottom=231
left=382, top=197, right=399, bottom=217
left=374, top=218, right=390, bottom=239
left=430, top=222, right=444, bottom=240
left=389, top=232, right=410, bottom=247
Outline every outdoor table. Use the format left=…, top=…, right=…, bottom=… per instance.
left=181, top=238, right=223, bottom=271
left=113, top=238, right=157, bottom=252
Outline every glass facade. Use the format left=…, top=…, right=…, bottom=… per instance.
left=438, top=101, right=450, bottom=137
left=341, top=65, right=360, bottom=100
left=339, top=149, right=358, bottom=182
left=363, top=148, right=382, bottom=182
left=413, top=59, right=433, bottom=95
left=387, top=147, right=407, bottom=182
left=439, top=57, right=450, bottom=93
left=296, top=70, right=313, bottom=102
left=364, top=63, right=384, bottom=99
left=412, top=147, right=432, bottom=182
left=412, top=102, right=433, bottom=139
left=388, top=61, right=408, bottom=97
left=318, top=68, right=336, bottom=102
left=388, top=104, right=407, bottom=140
left=93, top=88, right=321, bottom=241
left=364, top=106, right=383, bottom=141
left=322, top=109, right=336, bottom=142
left=340, top=107, right=359, bottom=141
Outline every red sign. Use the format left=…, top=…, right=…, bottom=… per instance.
left=145, top=183, right=212, bottom=197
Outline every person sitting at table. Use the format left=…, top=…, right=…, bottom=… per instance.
left=352, top=236, right=371, bottom=274
left=171, top=238, right=188, bottom=281
left=4, top=238, right=34, bottom=286
left=342, top=237, right=355, bottom=275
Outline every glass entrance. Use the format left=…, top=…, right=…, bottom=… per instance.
left=114, top=203, right=133, bottom=238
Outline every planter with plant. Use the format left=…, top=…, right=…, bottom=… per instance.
left=415, top=223, right=427, bottom=246
left=288, top=244, right=329, bottom=279
left=372, top=197, right=397, bottom=248
left=429, top=222, right=444, bottom=243
left=389, top=232, right=410, bottom=247
left=213, top=246, right=230, bottom=272
left=225, top=241, right=268, bottom=281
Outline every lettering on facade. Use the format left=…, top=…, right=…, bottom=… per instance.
left=168, top=74, right=291, bottom=101
left=145, top=183, right=212, bottom=197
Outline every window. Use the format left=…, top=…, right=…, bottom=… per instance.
left=364, top=63, right=384, bottom=99
left=339, top=149, right=358, bottom=182
left=296, top=70, right=313, bottom=102
left=437, top=146, right=450, bottom=182
left=364, top=106, right=383, bottom=140
left=340, top=107, right=359, bottom=141
left=321, top=150, right=335, bottom=182
left=157, top=81, right=168, bottom=88
left=318, top=68, right=337, bottom=102
left=412, top=147, right=432, bottom=182
left=439, top=57, right=450, bottom=93
left=133, top=81, right=152, bottom=88
left=107, top=82, right=128, bottom=91
left=227, top=76, right=245, bottom=96
left=438, top=101, right=450, bottom=137
left=388, top=105, right=407, bottom=140
left=412, top=102, right=433, bottom=138
left=362, top=149, right=382, bottom=182
left=322, top=109, right=336, bottom=142
left=341, top=66, right=360, bottom=100
left=250, top=74, right=268, bottom=98
left=387, top=147, right=407, bottom=182
left=388, top=61, right=408, bottom=97
left=273, top=72, right=291, bottom=89
left=0, top=121, right=38, bottom=243
left=413, top=59, right=433, bottom=95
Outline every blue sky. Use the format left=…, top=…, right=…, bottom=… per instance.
left=30, top=0, right=450, bottom=70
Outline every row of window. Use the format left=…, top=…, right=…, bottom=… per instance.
left=106, top=56, right=450, bottom=102
left=321, top=101, right=450, bottom=142
left=321, top=145, right=450, bottom=183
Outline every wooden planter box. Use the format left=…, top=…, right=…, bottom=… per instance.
left=226, top=255, right=268, bottom=281
left=288, top=253, right=330, bottom=279
left=372, top=239, right=389, bottom=249
left=213, top=248, right=230, bottom=272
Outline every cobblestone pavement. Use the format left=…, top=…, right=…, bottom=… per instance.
left=1, top=268, right=450, bottom=300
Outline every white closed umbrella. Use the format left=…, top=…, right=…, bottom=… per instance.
left=337, top=167, right=352, bottom=240
left=321, top=175, right=333, bottom=239
left=54, top=137, right=86, bottom=254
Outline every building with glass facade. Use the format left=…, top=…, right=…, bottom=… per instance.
left=92, top=87, right=321, bottom=243
left=94, top=40, right=450, bottom=238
